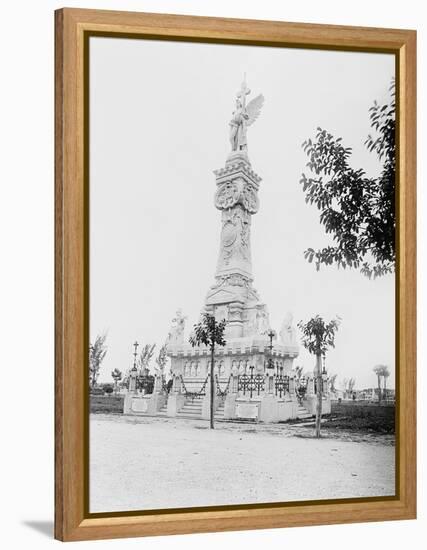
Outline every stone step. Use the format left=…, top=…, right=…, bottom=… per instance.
left=187, top=396, right=203, bottom=403
left=297, top=405, right=313, bottom=419
left=180, top=409, right=202, bottom=415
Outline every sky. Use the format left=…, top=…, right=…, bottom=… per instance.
left=89, top=36, right=395, bottom=390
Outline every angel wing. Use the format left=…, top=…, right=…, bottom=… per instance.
left=246, top=94, right=264, bottom=127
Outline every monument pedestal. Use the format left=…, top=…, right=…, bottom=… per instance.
left=259, top=395, right=278, bottom=423
left=123, top=391, right=167, bottom=416
left=277, top=396, right=298, bottom=421
left=224, top=393, right=238, bottom=419
left=166, top=392, right=186, bottom=416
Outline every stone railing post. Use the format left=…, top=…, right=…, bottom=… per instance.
left=289, top=375, right=296, bottom=397
left=172, top=373, right=181, bottom=394
left=265, top=372, right=274, bottom=395
left=231, top=373, right=238, bottom=394
left=153, top=374, right=162, bottom=394
left=128, top=369, right=138, bottom=394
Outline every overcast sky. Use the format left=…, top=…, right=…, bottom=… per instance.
left=90, top=36, right=395, bottom=390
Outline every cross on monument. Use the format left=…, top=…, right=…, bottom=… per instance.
left=267, top=329, right=276, bottom=370
left=133, top=341, right=139, bottom=369
left=237, top=74, right=251, bottom=109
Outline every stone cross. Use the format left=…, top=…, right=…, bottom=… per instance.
left=237, top=75, right=251, bottom=109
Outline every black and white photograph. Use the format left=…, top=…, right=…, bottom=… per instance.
left=88, top=36, right=396, bottom=513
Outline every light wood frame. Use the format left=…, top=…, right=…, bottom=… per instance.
left=55, top=7, right=416, bottom=542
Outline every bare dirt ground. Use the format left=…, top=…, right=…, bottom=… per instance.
left=89, top=414, right=395, bottom=513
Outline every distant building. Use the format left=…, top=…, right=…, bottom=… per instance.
left=357, top=387, right=395, bottom=403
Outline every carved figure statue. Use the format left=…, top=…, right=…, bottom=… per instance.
left=215, top=178, right=259, bottom=214
left=280, top=312, right=297, bottom=346
left=167, top=309, right=186, bottom=346
left=231, top=361, right=239, bottom=376
left=229, top=77, right=264, bottom=152
left=254, top=304, right=270, bottom=336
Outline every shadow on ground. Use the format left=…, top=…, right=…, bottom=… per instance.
left=22, top=520, right=53, bottom=538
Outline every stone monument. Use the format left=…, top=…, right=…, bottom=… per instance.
left=167, top=77, right=299, bottom=410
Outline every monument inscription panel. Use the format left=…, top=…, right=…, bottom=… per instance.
left=236, top=402, right=259, bottom=419
left=131, top=398, right=149, bottom=413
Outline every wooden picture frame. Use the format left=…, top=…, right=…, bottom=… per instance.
left=55, top=7, right=416, bottom=541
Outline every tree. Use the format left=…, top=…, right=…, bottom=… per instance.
left=382, top=366, right=391, bottom=401
left=348, top=377, right=356, bottom=398
left=342, top=377, right=349, bottom=397
left=300, top=81, right=395, bottom=279
left=373, top=364, right=388, bottom=404
left=298, top=315, right=340, bottom=438
left=295, top=365, right=304, bottom=380
left=111, top=368, right=122, bottom=394
left=329, top=373, right=338, bottom=393
left=155, top=344, right=168, bottom=376
left=89, top=333, right=108, bottom=388
left=189, top=313, right=227, bottom=429
left=138, top=343, right=156, bottom=375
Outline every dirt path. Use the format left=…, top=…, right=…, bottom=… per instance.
left=89, top=414, right=395, bottom=513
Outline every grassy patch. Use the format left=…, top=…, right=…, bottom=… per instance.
left=326, top=402, right=395, bottom=433
left=323, top=413, right=394, bottom=433
left=90, top=395, right=124, bottom=414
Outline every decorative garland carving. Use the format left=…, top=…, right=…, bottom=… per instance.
left=215, top=177, right=259, bottom=214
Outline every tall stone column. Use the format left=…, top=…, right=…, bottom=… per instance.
left=205, top=154, right=263, bottom=338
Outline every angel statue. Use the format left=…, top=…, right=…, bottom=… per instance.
left=280, top=312, right=297, bottom=346
left=166, top=309, right=187, bottom=346
left=254, top=304, right=270, bottom=336
left=229, top=77, right=264, bottom=152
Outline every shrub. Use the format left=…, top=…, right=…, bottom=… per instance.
left=89, top=386, right=104, bottom=395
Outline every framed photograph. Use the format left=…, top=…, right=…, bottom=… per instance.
left=55, top=8, right=416, bottom=541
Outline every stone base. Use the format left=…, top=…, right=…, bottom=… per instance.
left=224, top=394, right=238, bottom=419
left=258, top=394, right=277, bottom=422
left=278, top=398, right=298, bottom=421
left=303, top=395, right=331, bottom=416
left=322, top=397, right=331, bottom=415
left=166, top=393, right=186, bottom=416
left=220, top=393, right=299, bottom=422
left=168, top=338, right=299, bottom=388
left=257, top=395, right=298, bottom=422
left=201, top=393, right=224, bottom=420
left=123, top=392, right=167, bottom=416
left=225, top=150, right=251, bottom=166
left=234, top=399, right=260, bottom=420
